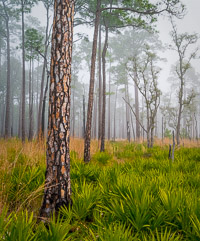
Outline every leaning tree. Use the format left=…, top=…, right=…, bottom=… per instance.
left=40, top=0, right=75, bottom=219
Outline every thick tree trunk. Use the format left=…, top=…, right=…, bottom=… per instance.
left=40, top=0, right=74, bottom=219
left=98, top=22, right=102, bottom=141
left=84, top=0, right=101, bottom=162
left=5, top=18, right=11, bottom=138
left=100, top=26, right=108, bottom=152
left=21, top=2, right=26, bottom=142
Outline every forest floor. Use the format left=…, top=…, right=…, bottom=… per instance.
left=0, top=138, right=200, bottom=240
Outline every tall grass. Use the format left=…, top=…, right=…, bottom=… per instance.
left=0, top=138, right=200, bottom=240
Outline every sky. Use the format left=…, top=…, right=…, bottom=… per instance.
left=31, top=0, right=200, bottom=93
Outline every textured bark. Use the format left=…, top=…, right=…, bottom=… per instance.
left=5, top=16, right=11, bottom=138
left=84, top=0, right=101, bottom=162
left=100, top=26, right=108, bottom=152
left=98, top=22, right=102, bottom=141
left=21, top=1, right=26, bottom=142
left=40, top=0, right=74, bottom=218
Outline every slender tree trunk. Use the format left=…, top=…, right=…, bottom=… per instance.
left=38, top=6, right=50, bottom=137
left=176, top=100, right=183, bottom=145
left=18, top=95, right=22, bottom=138
left=84, top=0, right=101, bottom=162
left=41, top=73, right=49, bottom=136
left=113, top=86, right=118, bottom=141
left=94, top=90, right=98, bottom=139
left=82, top=95, right=85, bottom=137
left=100, top=26, right=108, bottom=152
left=5, top=18, right=11, bottom=138
left=32, top=60, right=34, bottom=137
left=40, top=0, right=74, bottom=219
left=21, top=1, right=26, bottom=142
left=108, top=59, right=111, bottom=140
left=1, top=93, right=5, bottom=136
left=28, top=58, right=33, bottom=141
left=36, top=57, right=39, bottom=131
left=134, top=76, right=140, bottom=141
left=125, top=83, right=130, bottom=142
left=98, top=22, right=102, bottom=141
left=72, top=79, right=75, bottom=137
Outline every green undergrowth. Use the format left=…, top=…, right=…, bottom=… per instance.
left=1, top=140, right=200, bottom=240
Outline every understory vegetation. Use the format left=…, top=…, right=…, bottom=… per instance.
left=0, top=138, right=200, bottom=240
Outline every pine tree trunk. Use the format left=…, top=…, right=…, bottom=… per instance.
left=5, top=17, right=11, bottom=138
left=83, top=94, right=86, bottom=138
left=41, top=74, right=49, bottom=136
left=134, top=76, right=140, bottom=141
left=40, top=0, right=74, bottom=219
left=84, top=0, right=101, bottom=162
left=28, top=58, right=33, bottom=141
left=113, top=86, right=118, bottom=141
left=38, top=6, right=50, bottom=137
left=21, top=1, right=26, bottom=142
left=98, top=22, right=102, bottom=141
left=108, top=59, right=111, bottom=140
left=100, top=26, right=108, bottom=152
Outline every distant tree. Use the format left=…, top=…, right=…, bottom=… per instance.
left=0, top=0, right=18, bottom=138
left=127, top=46, right=162, bottom=147
left=24, top=28, right=43, bottom=140
left=37, top=0, right=53, bottom=138
left=40, top=0, right=75, bottom=218
left=170, top=20, right=198, bottom=145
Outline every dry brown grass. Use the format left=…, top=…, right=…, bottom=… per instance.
left=154, top=137, right=200, bottom=148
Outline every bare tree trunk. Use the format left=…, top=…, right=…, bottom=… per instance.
left=21, top=1, right=26, bottom=142
left=98, top=22, right=102, bottom=141
left=38, top=5, right=50, bottom=137
left=41, top=74, right=49, bottom=136
left=36, top=57, right=39, bottom=131
left=94, top=90, right=98, bottom=139
left=40, top=0, right=74, bottom=219
left=108, top=59, right=111, bottom=140
left=5, top=17, right=11, bottom=138
left=72, top=79, right=75, bottom=137
left=18, top=95, right=22, bottom=138
left=125, top=83, right=130, bottom=142
left=113, top=86, right=118, bottom=141
left=1, top=93, right=5, bottom=137
left=28, top=58, right=33, bottom=141
left=84, top=0, right=101, bottom=162
left=134, top=77, right=140, bottom=141
left=100, top=26, right=108, bottom=152
left=82, top=94, right=86, bottom=138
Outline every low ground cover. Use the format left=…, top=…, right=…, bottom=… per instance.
left=0, top=138, right=200, bottom=240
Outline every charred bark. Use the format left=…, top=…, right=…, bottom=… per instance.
left=40, top=0, right=74, bottom=219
